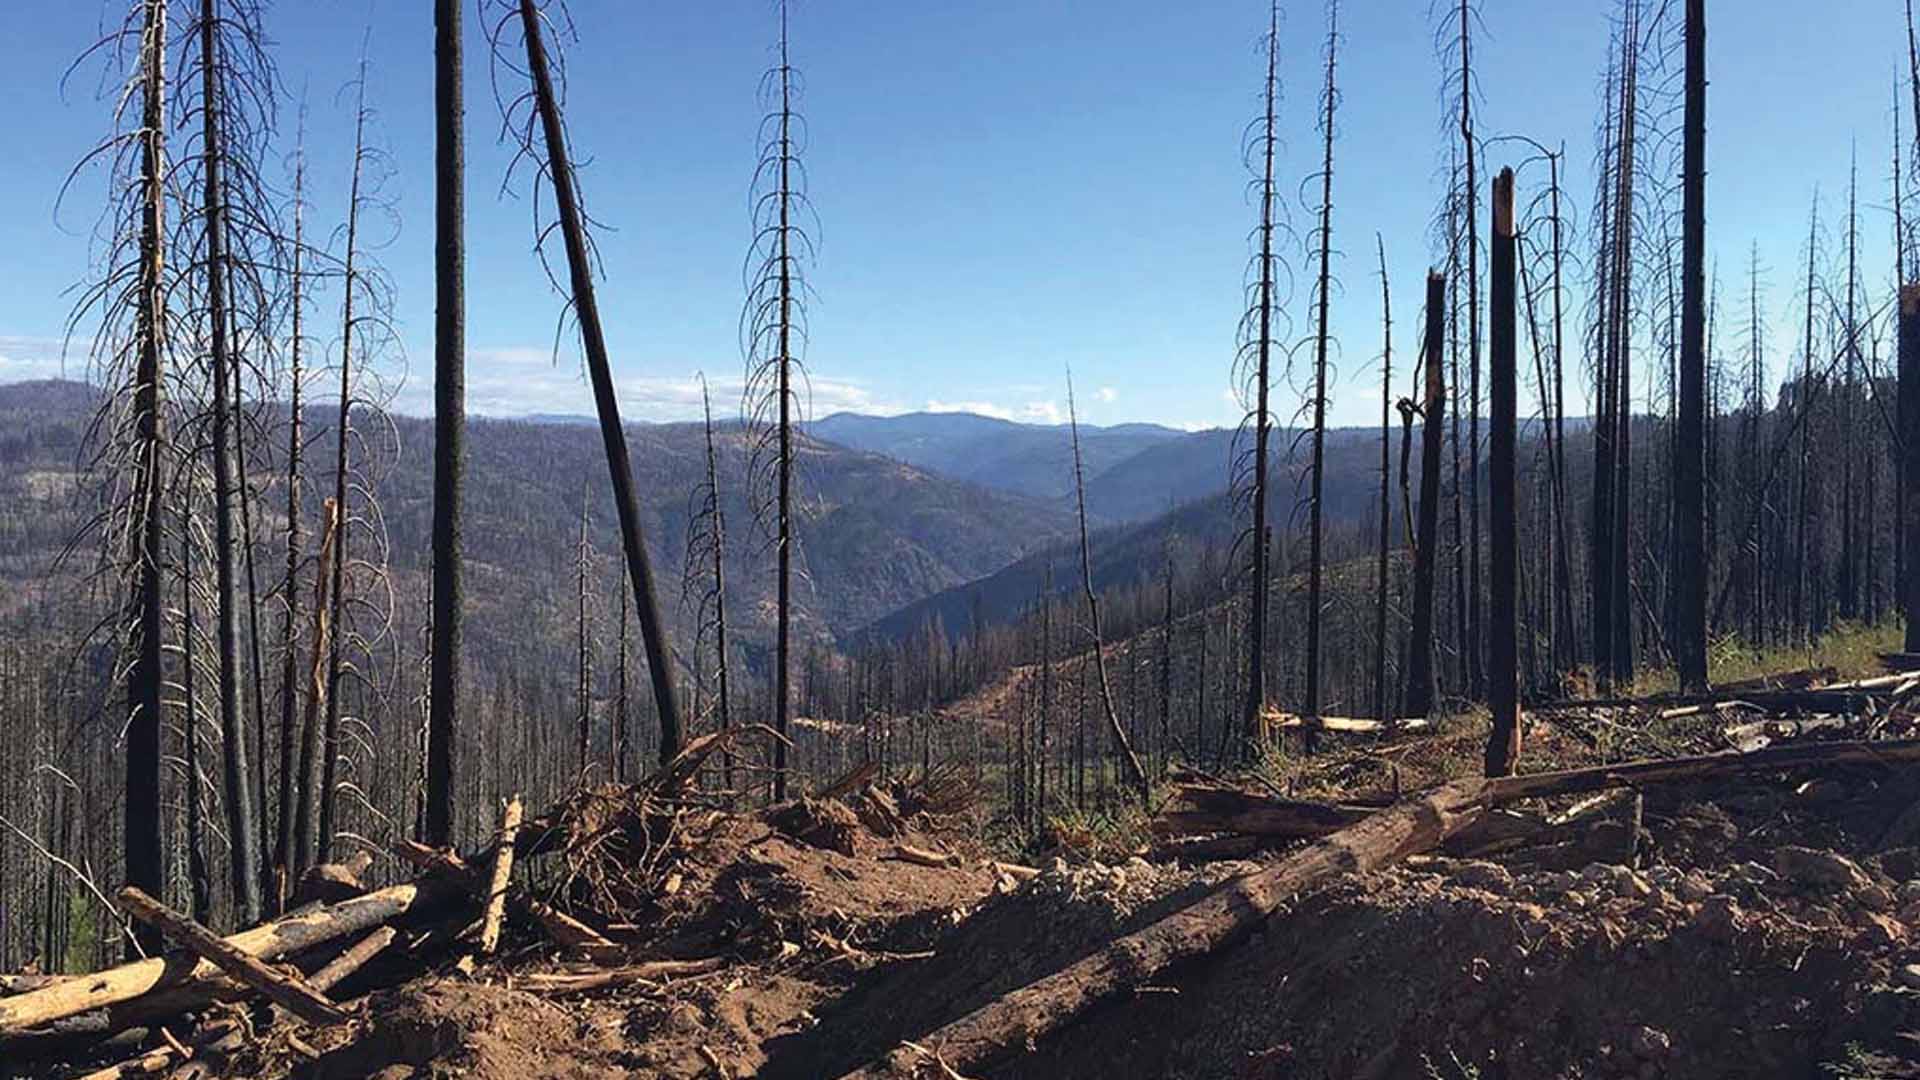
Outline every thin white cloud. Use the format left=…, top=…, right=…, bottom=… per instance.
left=924, top=398, right=1063, bottom=424
left=1096, top=386, right=1118, bottom=404
left=382, top=347, right=904, bottom=422
left=0, top=336, right=79, bottom=382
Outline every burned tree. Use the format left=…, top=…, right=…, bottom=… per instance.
left=1302, top=0, right=1340, bottom=737
left=1406, top=272, right=1447, bottom=717
left=742, top=0, right=815, bottom=800
left=1486, top=168, right=1519, bottom=776
left=1232, top=0, right=1288, bottom=758
left=1673, top=0, right=1707, bottom=689
left=425, top=0, right=465, bottom=849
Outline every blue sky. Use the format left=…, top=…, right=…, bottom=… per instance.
left=0, top=0, right=1905, bottom=430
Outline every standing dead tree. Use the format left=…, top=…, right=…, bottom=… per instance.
left=682, top=377, right=735, bottom=795
left=62, top=0, right=176, bottom=951
left=1231, top=0, right=1290, bottom=759
left=1301, top=0, right=1340, bottom=741
left=1373, top=235, right=1393, bottom=723
left=1903, top=284, right=1920, bottom=652
left=1405, top=273, right=1447, bottom=717
left=270, top=112, right=310, bottom=912
left=425, top=0, right=465, bottom=849
left=1673, top=0, right=1708, bottom=689
left=491, top=0, right=684, bottom=761
left=741, top=0, right=815, bottom=800
left=1067, top=371, right=1149, bottom=803
left=1486, top=168, right=1519, bottom=776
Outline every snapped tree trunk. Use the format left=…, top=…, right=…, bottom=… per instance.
left=1406, top=272, right=1447, bottom=717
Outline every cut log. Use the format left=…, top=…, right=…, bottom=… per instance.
left=0, top=875, right=464, bottom=1036
left=839, top=780, right=1488, bottom=1079
left=76, top=926, right=396, bottom=1080
left=116, top=887, right=347, bottom=1028
left=0, top=974, right=68, bottom=996
left=479, top=795, right=524, bottom=955
left=890, top=843, right=961, bottom=869
left=1720, top=715, right=1856, bottom=752
left=1263, top=710, right=1430, bottom=734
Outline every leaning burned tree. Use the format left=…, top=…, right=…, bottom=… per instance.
left=1231, top=0, right=1289, bottom=759
left=742, top=0, right=815, bottom=801
left=491, top=0, right=683, bottom=761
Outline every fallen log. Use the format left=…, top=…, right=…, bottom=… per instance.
left=841, top=780, right=1487, bottom=1079
left=117, top=888, right=347, bottom=1028
left=843, top=737, right=1920, bottom=1077
left=1716, top=666, right=1837, bottom=692
left=1263, top=710, right=1431, bottom=734
left=1720, top=715, right=1857, bottom=752
left=76, top=926, right=396, bottom=1080
left=517, top=956, right=727, bottom=995
left=479, top=796, right=524, bottom=955
left=1153, top=785, right=1373, bottom=841
left=0, top=875, right=465, bottom=1037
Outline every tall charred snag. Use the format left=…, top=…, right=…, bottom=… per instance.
left=1232, top=1, right=1289, bottom=758
left=425, top=0, right=465, bottom=849
left=1901, top=285, right=1920, bottom=651
left=1486, top=169, right=1519, bottom=776
left=1673, top=0, right=1708, bottom=689
left=741, top=0, right=814, bottom=799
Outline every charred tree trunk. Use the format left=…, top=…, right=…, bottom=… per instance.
left=425, top=0, right=464, bottom=849
left=124, top=0, right=169, bottom=955
left=1674, top=0, right=1708, bottom=689
left=1486, top=169, right=1520, bottom=776
left=199, top=0, right=263, bottom=924
left=1406, top=272, right=1447, bottom=717
left=516, top=0, right=683, bottom=762
left=1901, top=284, right=1920, bottom=651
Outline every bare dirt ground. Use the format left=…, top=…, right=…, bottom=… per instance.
left=17, top=717, right=1920, bottom=1080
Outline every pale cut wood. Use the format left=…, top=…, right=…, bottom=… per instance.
left=479, top=796, right=525, bottom=955
left=1264, top=709, right=1431, bottom=733
left=77, top=925, right=397, bottom=1080
left=891, top=843, right=961, bottom=869
left=0, top=875, right=462, bottom=1036
left=117, top=887, right=347, bottom=1027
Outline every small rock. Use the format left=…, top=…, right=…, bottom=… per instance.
left=1899, top=880, right=1920, bottom=905
left=1615, top=870, right=1654, bottom=900
left=1454, top=861, right=1515, bottom=895
left=1898, top=963, right=1920, bottom=990
left=1125, top=856, right=1154, bottom=877
left=1773, top=846, right=1872, bottom=891
left=1628, top=1025, right=1672, bottom=1060
left=1563, top=889, right=1591, bottom=912
left=1694, top=894, right=1745, bottom=943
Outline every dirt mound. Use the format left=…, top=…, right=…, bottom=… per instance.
left=309, top=981, right=627, bottom=1079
